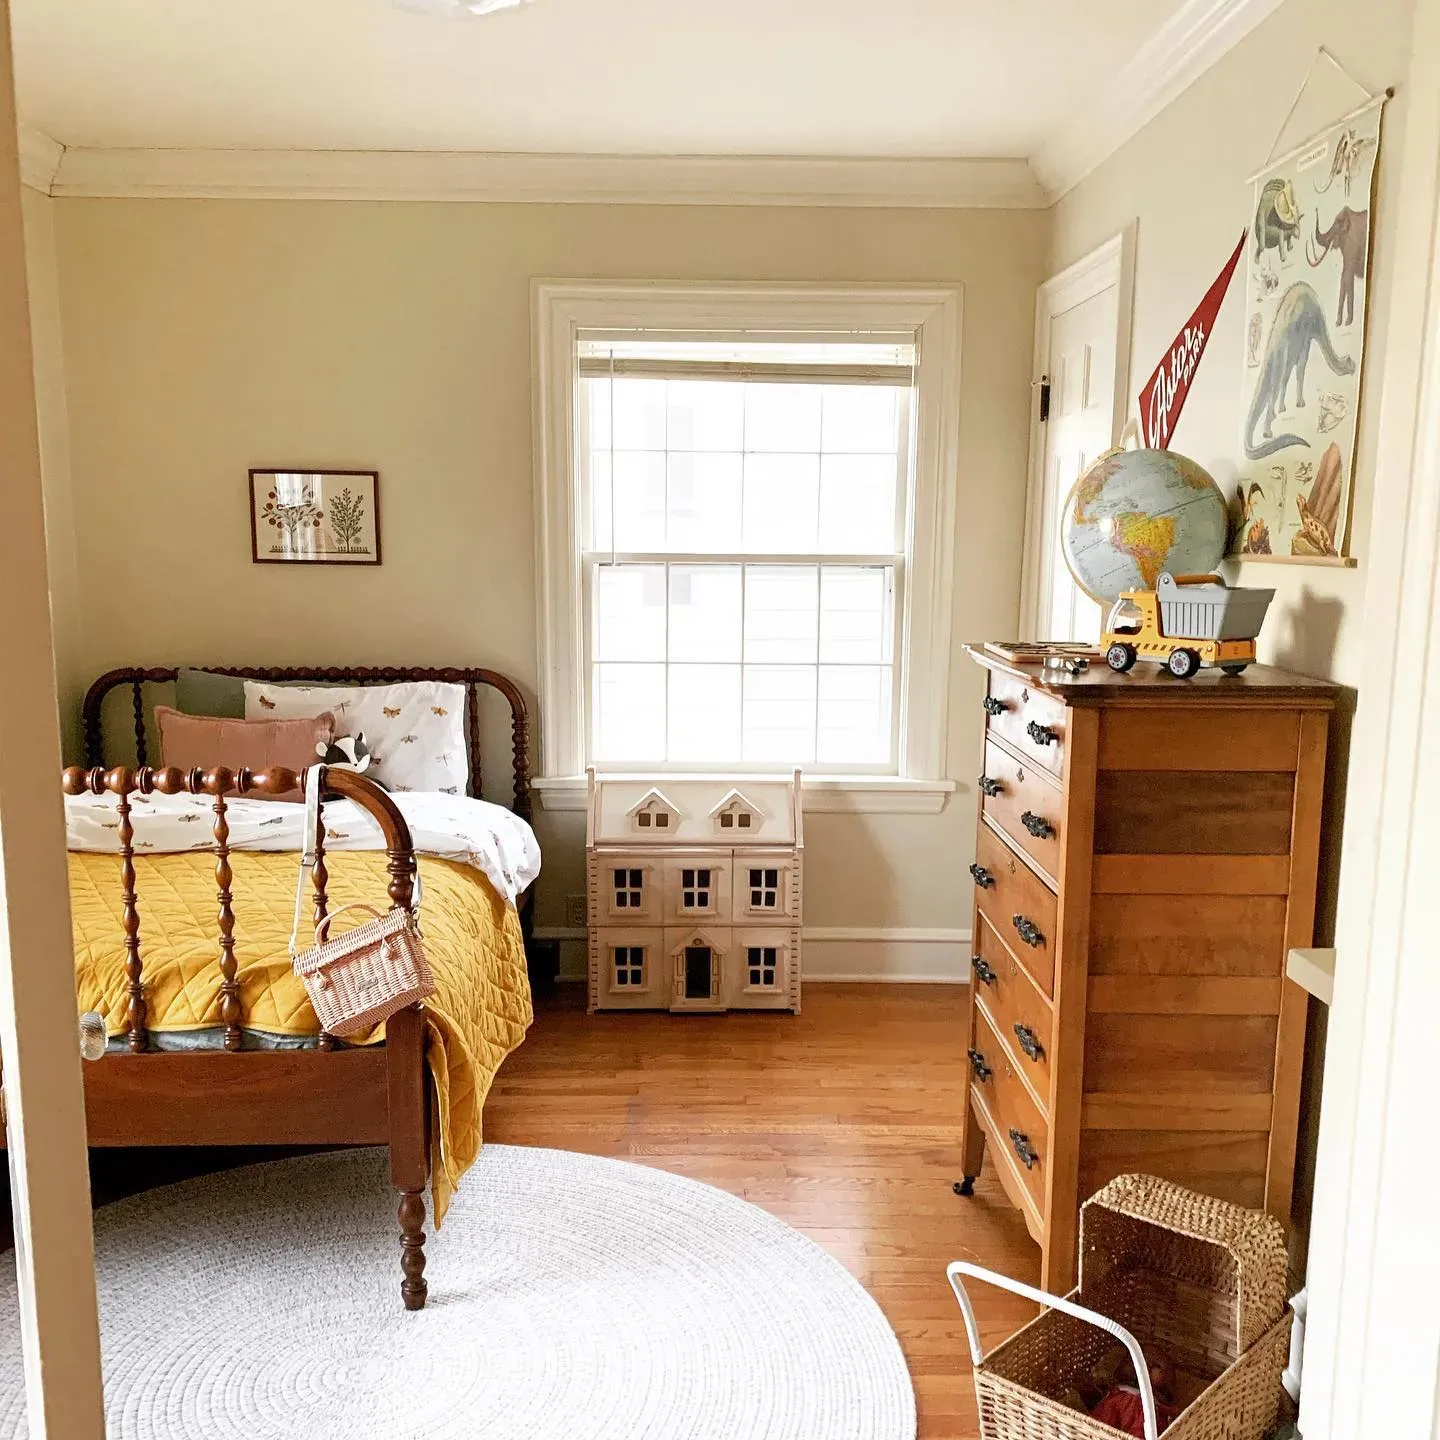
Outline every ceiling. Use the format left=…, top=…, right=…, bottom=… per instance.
left=12, top=0, right=1185, bottom=160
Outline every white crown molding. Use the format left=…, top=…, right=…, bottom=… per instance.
left=1033, top=0, right=1289, bottom=200
left=46, top=146, right=1047, bottom=208
left=17, top=124, right=64, bottom=195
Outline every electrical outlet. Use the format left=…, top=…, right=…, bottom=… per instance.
left=565, top=894, right=587, bottom=928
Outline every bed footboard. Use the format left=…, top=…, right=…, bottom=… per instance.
left=60, top=762, right=432, bottom=1310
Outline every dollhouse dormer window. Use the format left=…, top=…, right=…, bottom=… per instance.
left=710, top=790, right=761, bottom=835
left=629, top=789, right=680, bottom=834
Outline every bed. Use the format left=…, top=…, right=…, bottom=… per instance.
left=51, top=665, right=538, bottom=1311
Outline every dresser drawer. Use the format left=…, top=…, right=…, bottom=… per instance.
left=984, top=670, right=1066, bottom=781
left=970, top=1005, right=1050, bottom=1219
left=970, top=822, right=1058, bottom=998
left=980, top=738, right=1063, bottom=883
left=972, top=910, right=1053, bottom=1111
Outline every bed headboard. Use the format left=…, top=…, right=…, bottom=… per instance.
left=82, top=666, right=531, bottom=820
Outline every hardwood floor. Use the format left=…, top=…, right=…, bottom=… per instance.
left=486, top=982, right=1041, bottom=1440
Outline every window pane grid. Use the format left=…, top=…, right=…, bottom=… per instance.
left=583, top=363, right=908, bottom=771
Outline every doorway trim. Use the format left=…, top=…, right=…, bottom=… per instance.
left=1018, top=225, right=1136, bottom=638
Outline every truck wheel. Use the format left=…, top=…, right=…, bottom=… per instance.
left=1167, top=648, right=1201, bottom=678
left=1106, top=642, right=1137, bottom=673
left=1220, top=662, right=1249, bottom=676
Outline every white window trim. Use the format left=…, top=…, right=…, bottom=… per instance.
left=532, top=280, right=961, bottom=815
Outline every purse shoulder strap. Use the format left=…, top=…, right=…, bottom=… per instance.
left=290, top=765, right=325, bottom=958
left=289, top=765, right=423, bottom=957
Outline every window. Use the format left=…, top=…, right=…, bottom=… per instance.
left=680, top=867, right=712, bottom=909
left=584, top=339, right=907, bottom=769
left=612, top=867, right=643, bottom=910
left=747, top=946, right=779, bottom=988
left=534, top=283, right=961, bottom=809
left=613, top=946, right=645, bottom=988
left=748, top=867, right=780, bottom=910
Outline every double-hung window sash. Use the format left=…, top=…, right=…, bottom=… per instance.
left=577, top=333, right=916, bottom=771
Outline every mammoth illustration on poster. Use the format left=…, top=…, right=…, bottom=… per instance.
left=1232, top=97, right=1384, bottom=560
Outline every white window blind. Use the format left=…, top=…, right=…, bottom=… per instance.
left=578, top=333, right=916, bottom=771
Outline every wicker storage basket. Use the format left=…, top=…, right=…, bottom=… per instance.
left=949, top=1174, right=1292, bottom=1440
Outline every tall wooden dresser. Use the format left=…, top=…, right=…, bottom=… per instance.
left=958, top=649, right=1337, bottom=1292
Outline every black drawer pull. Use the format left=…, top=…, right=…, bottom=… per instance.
left=978, top=774, right=1002, bottom=798
left=1020, top=809, right=1055, bottom=840
left=1012, top=914, right=1044, bottom=948
left=967, top=1048, right=992, bottom=1082
left=1026, top=719, right=1059, bottom=747
left=970, top=955, right=996, bottom=986
left=969, top=862, right=995, bottom=889
left=1009, top=1128, right=1039, bottom=1170
left=982, top=695, right=1007, bottom=717
left=1013, top=1023, right=1045, bottom=1062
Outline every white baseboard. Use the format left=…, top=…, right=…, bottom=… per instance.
left=534, top=925, right=971, bottom=985
left=802, top=928, right=970, bottom=983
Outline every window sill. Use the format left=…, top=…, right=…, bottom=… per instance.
left=531, top=774, right=955, bottom=815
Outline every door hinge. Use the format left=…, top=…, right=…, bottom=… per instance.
left=1038, top=375, right=1051, bottom=423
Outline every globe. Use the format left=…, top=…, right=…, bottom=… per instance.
left=1061, top=448, right=1229, bottom=606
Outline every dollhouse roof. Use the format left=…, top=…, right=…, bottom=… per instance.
left=627, top=787, right=681, bottom=819
left=709, top=788, right=762, bottom=819
left=588, top=770, right=802, bottom=847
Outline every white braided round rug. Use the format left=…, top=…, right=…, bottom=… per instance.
left=0, top=1145, right=915, bottom=1440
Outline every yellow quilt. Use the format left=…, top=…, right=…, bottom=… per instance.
left=68, top=850, right=532, bottom=1223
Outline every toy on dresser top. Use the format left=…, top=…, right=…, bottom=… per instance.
left=584, top=769, right=803, bottom=1015
left=1103, top=571, right=1276, bottom=678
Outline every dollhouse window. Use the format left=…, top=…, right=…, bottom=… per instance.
left=684, top=945, right=714, bottom=999
left=748, top=867, right=780, bottom=909
left=613, top=946, right=645, bottom=988
left=747, top=947, right=779, bottom=988
left=681, top=868, right=712, bottom=909
left=612, top=867, right=644, bottom=909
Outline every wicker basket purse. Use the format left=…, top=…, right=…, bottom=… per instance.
left=948, top=1174, right=1292, bottom=1440
left=289, top=766, right=435, bottom=1037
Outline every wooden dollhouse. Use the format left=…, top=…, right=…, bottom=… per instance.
left=585, top=769, right=803, bottom=1014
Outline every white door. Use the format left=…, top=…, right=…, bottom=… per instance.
left=1023, top=233, right=1133, bottom=644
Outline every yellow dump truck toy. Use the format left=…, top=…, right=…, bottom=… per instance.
left=1102, top=572, right=1276, bottom=678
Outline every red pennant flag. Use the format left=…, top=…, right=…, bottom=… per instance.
left=1138, top=231, right=1246, bottom=450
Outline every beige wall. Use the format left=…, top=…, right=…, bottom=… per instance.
left=20, top=185, right=81, bottom=759
left=1050, top=0, right=1418, bottom=1264
left=46, top=198, right=1049, bottom=935
left=1051, top=0, right=1412, bottom=701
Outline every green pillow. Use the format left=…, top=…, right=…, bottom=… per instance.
left=175, top=668, right=246, bottom=718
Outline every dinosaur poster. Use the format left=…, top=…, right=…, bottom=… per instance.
left=1231, top=94, right=1385, bottom=561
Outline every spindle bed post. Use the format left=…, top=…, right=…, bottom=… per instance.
left=209, top=773, right=243, bottom=1053
left=381, top=811, right=428, bottom=1309
left=310, top=803, right=338, bottom=1052
left=113, top=770, right=148, bottom=1054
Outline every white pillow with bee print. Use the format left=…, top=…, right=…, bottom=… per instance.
left=243, top=680, right=468, bottom=795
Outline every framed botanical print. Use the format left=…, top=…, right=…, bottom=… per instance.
left=249, top=469, right=381, bottom=566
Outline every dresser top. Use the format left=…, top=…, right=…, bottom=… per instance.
left=964, top=645, right=1341, bottom=706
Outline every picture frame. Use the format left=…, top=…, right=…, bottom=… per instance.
left=248, top=469, right=382, bottom=566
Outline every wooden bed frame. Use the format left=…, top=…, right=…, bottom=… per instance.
left=53, top=665, right=534, bottom=1311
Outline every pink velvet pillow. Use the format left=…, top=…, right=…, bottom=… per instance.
left=154, top=706, right=335, bottom=801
